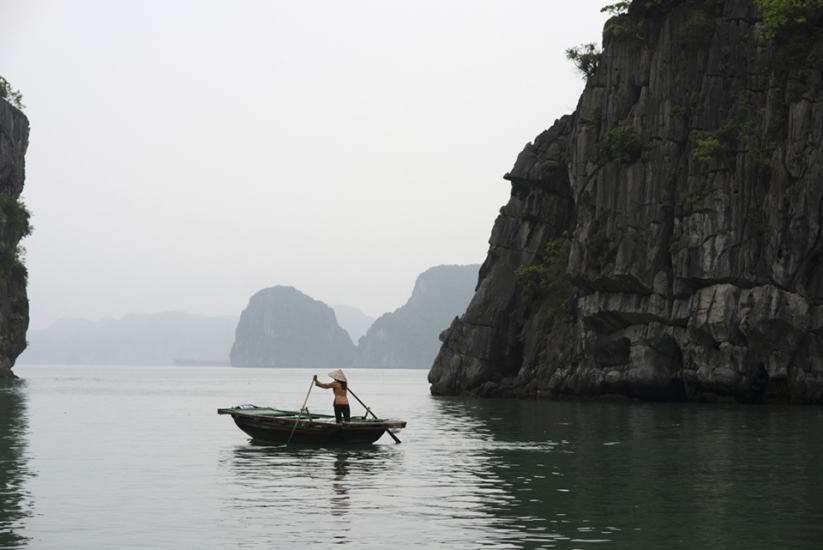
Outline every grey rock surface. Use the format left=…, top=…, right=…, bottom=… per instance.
left=231, top=286, right=354, bottom=368
left=353, top=264, right=479, bottom=368
left=0, top=98, right=29, bottom=379
left=429, top=1, right=823, bottom=403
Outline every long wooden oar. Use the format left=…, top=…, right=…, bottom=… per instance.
left=347, top=387, right=401, bottom=444
left=285, top=377, right=315, bottom=446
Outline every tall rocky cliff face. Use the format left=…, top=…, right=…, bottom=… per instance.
left=0, top=99, right=30, bottom=379
left=429, top=0, right=823, bottom=403
left=230, top=286, right=355, bottom=368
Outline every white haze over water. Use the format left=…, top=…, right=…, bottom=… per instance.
left=0, top=1, right=611, bottom=329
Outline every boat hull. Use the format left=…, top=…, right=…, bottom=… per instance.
left=218, top=407, right=405, bottom=445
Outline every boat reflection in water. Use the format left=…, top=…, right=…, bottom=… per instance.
left=431, top=397, right=823, bottom=549
left=0, top=379, right=34, bottom=549
left=331, top=452, right=350, bottom=517
left=217, top=442, right=403, bottom=545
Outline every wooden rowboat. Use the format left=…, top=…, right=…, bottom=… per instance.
left=218, top=405, right=406, bottom=444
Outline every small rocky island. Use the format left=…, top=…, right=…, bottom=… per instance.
left=0, top=90, right=30, bottom=379
left=231, top=266, right=479, bottom=369
left=230, top=286, right=355, bottom=368
left=429, top=0, right=823, bottom=403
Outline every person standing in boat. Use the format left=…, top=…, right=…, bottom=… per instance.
left=313, top=370, right=350, bottom=423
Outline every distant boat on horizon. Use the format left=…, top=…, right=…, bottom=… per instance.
left=174, top=359, right=231, bottom=367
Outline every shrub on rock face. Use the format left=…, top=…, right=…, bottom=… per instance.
left=566, top=43, right=602, bottom=79
left=680, top=8, right=718, bottom=45
left=0, top=77, right=24, bottom=110
left=756, top=0, right=823, bottom=39
left=0, top=196, right=32, bottom=279
left=606, top=126, right=642, bottom=164
left=693, top=137, right=726, bottom=163
left=515, top=234, right=572, bottom=316
left=693, top=108, right=752, bottom=165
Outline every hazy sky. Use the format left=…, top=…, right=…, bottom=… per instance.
left=0, top=1, right=610, bottom=329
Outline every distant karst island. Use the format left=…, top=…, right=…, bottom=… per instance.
left=353, top=265, right=479, bottom=369
left=231, top=264, right=479, bottom=369
left=18, top=264, right=479, bottom=370
left=19, top=312, right=240, bottom=366
left=230, top=286, right=356, bottom=368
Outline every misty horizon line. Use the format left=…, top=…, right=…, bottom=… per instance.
left=31, top=307, right=361, bottom=329
left=30, top=262, right=481, bottom=330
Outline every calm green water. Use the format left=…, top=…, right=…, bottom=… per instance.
left=1, top=366, right=822, bottom=549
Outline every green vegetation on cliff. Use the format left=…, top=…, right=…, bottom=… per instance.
left=0, top=77, right=24, bottom=111
left=0, top=196, right=32, bottom=279
left=599, top=0, right=823, bottom=39
left=515, top=235, right=571, bottom=303
left=565, top=43, right=602, bottom=79
left=605, top=127, right=642, bottom=164
left=755, top=0, right=823, bottom=38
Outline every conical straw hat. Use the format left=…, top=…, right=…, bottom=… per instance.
left=328, top=369, right=347, bottom=382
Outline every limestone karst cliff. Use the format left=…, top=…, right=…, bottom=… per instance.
left=0, top=97, right=30, bottom=379
left=353, top=264, right=479, bottom=368
left=230, top=286, right=355, bottom=368
left=429, top=0, right=823, bottom=403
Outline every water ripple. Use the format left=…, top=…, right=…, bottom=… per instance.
left=6, top=366, right=823, bottom=549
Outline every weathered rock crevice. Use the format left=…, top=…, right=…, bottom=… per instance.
left=429, top=0, right=823, bottom=403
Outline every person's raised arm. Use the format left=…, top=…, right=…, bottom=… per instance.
left=314, top=375, right=332, bottom=389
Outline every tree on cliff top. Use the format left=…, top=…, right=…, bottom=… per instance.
left=601, top=0, right=823, bottom=29
left=566, top=43, right=602, bottom=79
left=0, top=77, right=24, bottom=110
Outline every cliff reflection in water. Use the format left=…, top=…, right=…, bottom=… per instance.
left=432, top=398, right=823, bottom=549
left=0, top=380, right=33, bottom=549
left=216, top=399, right=823, bottom=548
